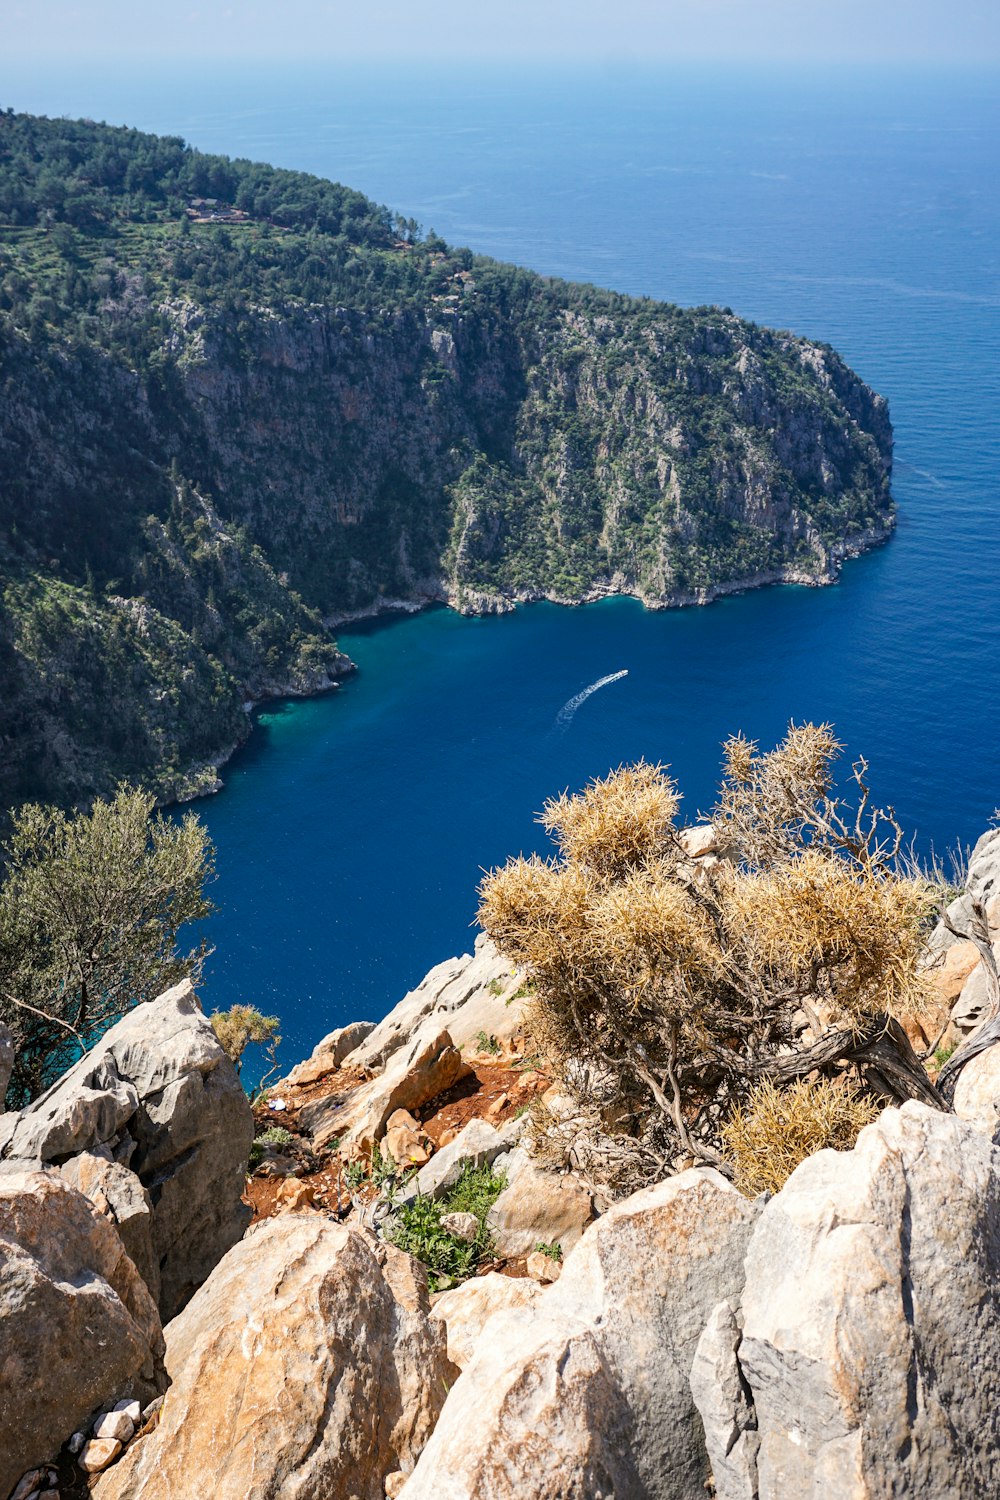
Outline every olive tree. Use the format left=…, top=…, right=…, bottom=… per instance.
left=478, top=724, right=943, bottom=1196
left=0, top=786, right=214, bottom=1107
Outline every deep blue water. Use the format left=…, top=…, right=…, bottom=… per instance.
left=5, top=64, right=1000, bottom=1058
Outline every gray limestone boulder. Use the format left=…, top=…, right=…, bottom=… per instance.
left=401, top=1168, right=760, bottom=1500
left=94, top=1217, right=456, bottom=1500
left=698, top=1103, right=1000, bottom=1499
left=0, top=979, right=253, bottom=1319
left=301, top=1026, right=471, bottom=1153
left=394, top=1115, right=524, bottom=1206
left=60, top=1148, right=161, bottom=1306
left=348, top=933, right=525, bottom=1074
left=0, top=1170, right=166, bottom=1499
left=284, top=1019, right=375, bottom=1086
left=485, top=1146, right=595, bottom=1258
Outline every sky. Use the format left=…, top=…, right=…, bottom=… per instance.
left=4, top=0, right=1000, bottom=66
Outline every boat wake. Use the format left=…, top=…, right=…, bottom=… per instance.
left=555, top=670, right=629, bottom=729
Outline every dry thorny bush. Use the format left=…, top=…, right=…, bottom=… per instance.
left=478, top=723, right=951, bottom=1199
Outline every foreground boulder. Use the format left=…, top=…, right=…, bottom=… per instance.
left=430, top=1271, right=546, bottom=1368
left=697, top=1103, right=1000, bottom=1499
left=0, top=979, right=253, bottom=1319
left=0, top=1171, right=166, bottom=1499
left=95, top=1214, right=455, bottom=1500
left=402, top=1169, right=759, bottom=1499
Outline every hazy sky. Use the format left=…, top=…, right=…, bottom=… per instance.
left=5, top=0, right=1000, bottom=65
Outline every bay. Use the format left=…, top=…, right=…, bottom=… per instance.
left=4, top=62, right=999, bottom=1058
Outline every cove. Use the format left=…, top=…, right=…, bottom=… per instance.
left=9, top=62, right=992, bottom=1059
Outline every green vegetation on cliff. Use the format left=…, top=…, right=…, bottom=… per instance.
left=0, top=109, right=894, bottom=811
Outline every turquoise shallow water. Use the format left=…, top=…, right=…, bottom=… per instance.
left=4, top=63, right=999, bottom=1057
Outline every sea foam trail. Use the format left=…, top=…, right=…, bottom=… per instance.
left=555, top=670, right=629, bottom=728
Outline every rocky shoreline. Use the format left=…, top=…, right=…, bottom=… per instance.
left=181, top=519, right=894, bottom=807
left=3, top=820, right=1000, bottom=1497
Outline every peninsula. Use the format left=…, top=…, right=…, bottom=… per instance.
left=0, top=110, right=893, bottom=811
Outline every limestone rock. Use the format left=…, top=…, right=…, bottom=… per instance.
left=439, top=1210, right=479, bottom=1242
left=926, top=938, right=980, bottom=1005
left=395, top=1116, right=523, bottom=1207
left=678, top=823, right=717, bottom=858
left=0, top=1170, right=166, bottom=1499
left=525, top=1249, right=561, bottom=1282
left=93, top=1216, right=456, bottom=1500
left=727, top=1103, right=1000, bottom=1499
left=430, top=1271, right=545, bottom=1368
left=275, top=1177, right=316, bottom=1211
left=398, top=1311, right=642, bottom=1500
left=404, top=1169, right=759, bottom=1500
left=349, top=934, right=525, bottom=1074
left=284, top=1019, right=375, bottom=1086
left=384, top=1109, right=432, bottom=1167
left=486, top=1151, right=594, bottom=1259
left=689, top=1301, right=758, bottom=1500
left=1, top=979, right=254, bottom=1319
left=953, top=960, right=992, bottom=1035
left=60, top=1150, right=160, bottom=1307
left=952, top=1041, right=1000, bottom=1140
left=545, top=1169, right=760, bottom=1499
left=929, top=827, right=1000, bottom=955
left=92, top=1408, right=136, bottom=1443
left=304, top=1028, right=470, bottom=1153
left=81, top=1438, right=124, bottom=1473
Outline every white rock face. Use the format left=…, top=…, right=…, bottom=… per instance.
left=486, top=1149, right=595, bottom=1258
left=0, top=1170, right=166, bottom=1499
left=94, top=1217, right=457, bottom=1500
left=399, top=1310, right=642, bottom=1500
left=430, top=1271, right=545, bottom=1368
left=302, top=1026, right=471, bottom=1152
left=395, top=1116, right=523, bottom=1206
left=953, top=1043, right=1000, bottom=1139
left=348, top=933, right=525, bottom=1073
left=403, top=1169, right=759, bottom=1500
left=283, top=1019, right=375, bottom=1086
left=702, top=1104, right=1000, bottom=1500
left=0, top=979, right=253, bottom=1319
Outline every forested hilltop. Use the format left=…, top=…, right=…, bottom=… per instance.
left=0, top=109, right=893, bottom=811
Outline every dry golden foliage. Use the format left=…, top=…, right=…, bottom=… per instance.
left=539, top=761, right=681, bottom=878
left=478, top=728, right=941, bottom=1197
left=721, top=1076, right=880, bottom=1197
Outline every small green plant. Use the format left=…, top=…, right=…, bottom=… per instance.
left=933, top=1043, right=957, bottom=1070
left=385, top=1163, right=507, bottom=1290
left=248, top=1125, right=295, bottom=1171
left=487, top=978, right=504, bottom=997
left=344, top=1160, right=366, bottom=1190
left=535, top=1241, right=563, bottom=1262
left=475, top=1029, right=501, bottom=1055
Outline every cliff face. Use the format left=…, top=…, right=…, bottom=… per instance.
left=0, top=112, right=893, bottom=811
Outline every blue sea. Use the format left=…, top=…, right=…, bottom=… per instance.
left=5, top=63, right=1000, bottom=1060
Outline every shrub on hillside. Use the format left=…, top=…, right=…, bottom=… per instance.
left=0, top=786, right=213, bottom=1107
left=479, top=724, right=942, bottom=1197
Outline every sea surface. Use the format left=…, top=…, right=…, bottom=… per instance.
left=5, top=63, right=1000, bottom=1060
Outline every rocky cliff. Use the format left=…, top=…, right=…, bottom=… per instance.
left=0, top=111, right=893, bottom=812
left=4, top=863, right=1000, bottom=1498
